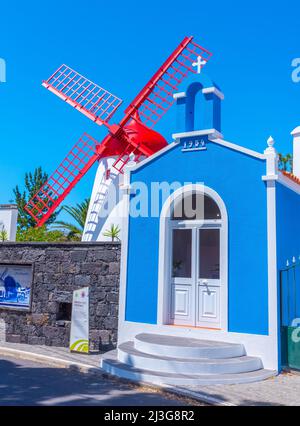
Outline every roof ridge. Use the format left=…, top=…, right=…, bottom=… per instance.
left=281, top=170, right=300, bottom=185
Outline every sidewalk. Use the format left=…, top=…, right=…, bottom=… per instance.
left=0, top=341, right=299, bottom=406
left=172, top=372, right=300, bottom=406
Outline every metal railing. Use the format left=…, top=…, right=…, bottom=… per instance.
left=280, top=257, right=300, bottom=328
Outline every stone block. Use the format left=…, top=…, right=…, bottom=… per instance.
left=6, top=334, right=22, bottom=343
left=92, top=250, right=117, bottom=262
left=103, top=316, right=118, bottom=330
left=52, top=291, right=73, bottom=303
left=27, top=336, right=46, bottom=345
left=70, top=250, right=87, bottom=262
left=80, top=263, right=104, bottom=274
left=26, top=314, right=49, bottom=326
left=109, top=262, right=120, bottom=274
left=45, top=249, right=65, bottom=261
left=96, top=304, right=109, bottom=317
left=74, top=275, right=91, bottom=287
left=107, top=292, right=119, bottom=303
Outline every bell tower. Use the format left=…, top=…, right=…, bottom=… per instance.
left=173, top=73, right=224, bottom=135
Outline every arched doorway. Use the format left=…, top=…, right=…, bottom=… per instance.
left=158, top=185, right=228, bottom=330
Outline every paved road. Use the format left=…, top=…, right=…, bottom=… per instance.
left=0, top=354, right=192, bottom=406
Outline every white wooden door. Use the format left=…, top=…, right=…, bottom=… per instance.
left=170, top=227, right=221, bottom=328
left=196, top=228, right=221, bottom=328
left=170, top=228, right=195, bottom=325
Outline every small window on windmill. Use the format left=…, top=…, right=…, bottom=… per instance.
left=56, top=302, right=72, bottom=321
left=106, top=168, right=111, bottom=180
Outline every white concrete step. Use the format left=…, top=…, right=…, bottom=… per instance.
left=118, top=341, right=262, bottom=375
left=134, top=333, right=245, bottom=359
left=101, top=351, right=276, bottom=386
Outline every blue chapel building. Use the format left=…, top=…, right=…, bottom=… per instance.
left=102, top=72, right=300, bottom=384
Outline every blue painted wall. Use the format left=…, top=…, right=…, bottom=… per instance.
left=276, top=182, right=300, bottom=367
left=125, top=141, right=269, bottom=335
left=276, top=183, right=300, bottom=271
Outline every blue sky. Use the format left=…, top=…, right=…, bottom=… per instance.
left=0, top=0, right=300, bottom=214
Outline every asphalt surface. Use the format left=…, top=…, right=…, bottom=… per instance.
left=0, top=354, right=191, bottom=406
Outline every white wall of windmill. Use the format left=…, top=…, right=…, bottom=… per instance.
left=0, top=205, right=18, bottom=241
left=82, top=157, right=124, bottom=242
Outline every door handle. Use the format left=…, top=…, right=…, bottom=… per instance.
left=202, top=280, right=211, bottom=295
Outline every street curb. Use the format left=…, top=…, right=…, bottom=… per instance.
left=161, top=385, right=236, bottom=406
left=0, top=345, right=233, bottom=406
left=0, top=346, right=103, bottom=376
left=100, top=369, right=235, bottom=406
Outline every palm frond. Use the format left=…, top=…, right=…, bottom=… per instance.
left=52, top=220, right=82, bottom=234
left=52, top=198, right=90, bottom=240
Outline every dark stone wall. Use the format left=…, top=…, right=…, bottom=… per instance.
left=0, top=242, right=121, bottom=351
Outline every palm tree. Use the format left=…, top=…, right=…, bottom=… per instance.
left=53, top=199, right=90, bottom=240
left=103, top=224, right=121, bottom=242
left=278, top=153, right=293, bottom=172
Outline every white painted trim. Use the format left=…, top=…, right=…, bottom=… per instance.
left=128, top=133, right=265, bottom=176
left=277, top=173, right=300, bottom=195
left=173, top=92, right=186, bottom=100
left=292, top=126, right=300, bottom=179
left=128, top=141, right=179, bottom=173
left=265, top=178, right=279, bottom=371
left=202, top=87, right=225, bottom=100
left=211, top=138, right=266, bottom=160
left=258, top=146, right=279, bottom=371
left=262, top=175, right=278, bottom=182
left=157, top=184, right=228, bottom=332
left=172, top=129, right=223, bottom=140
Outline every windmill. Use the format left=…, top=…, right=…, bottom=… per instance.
left=24, top=36, right=212, bottom=238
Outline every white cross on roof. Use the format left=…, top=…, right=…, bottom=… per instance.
left=192, top=56, right=207, bottom=74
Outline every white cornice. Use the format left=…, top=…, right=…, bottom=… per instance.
left=262, top=175, right=278, bottom=181
left=125, top=133, right=266, bottom=175
left=173, top=92, right=186, bottom=100
left=172, top=129, right=223, bottom=140
left=210, top=137, right=266, bottom=160
left=202, top=87, right=225, bottom=100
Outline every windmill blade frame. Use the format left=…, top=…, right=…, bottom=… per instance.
left=25, top=133, right=101, bottom=227
left=120, top=36, right=212, bottom=128
left=42, top=64, right=123, bottom=126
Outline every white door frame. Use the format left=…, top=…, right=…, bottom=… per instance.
left=157, top=184, right=228, bottom=331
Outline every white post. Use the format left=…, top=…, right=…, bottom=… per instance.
left=262, top=136, right=279, bottom=370
left=264, top=136, right=278, bottom=178
left=291, top=126, right=300, bottom=178
left=0, top=205, right=18, bottom=241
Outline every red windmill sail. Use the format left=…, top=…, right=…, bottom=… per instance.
left=25, top=36, right=212, bottom=227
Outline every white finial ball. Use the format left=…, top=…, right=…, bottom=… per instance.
left=129, top=152, right=135, bottom=162
left=267, top=136, right=275, bottom=148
